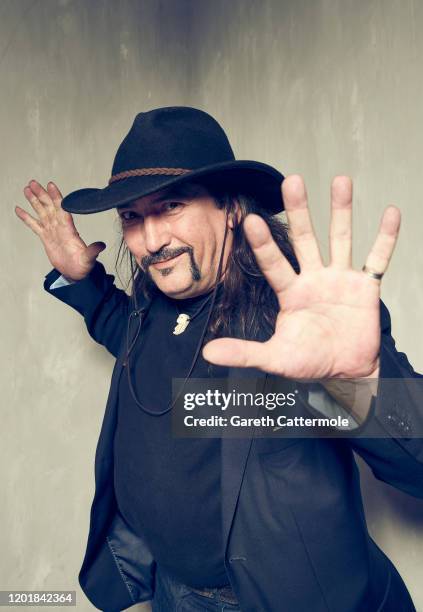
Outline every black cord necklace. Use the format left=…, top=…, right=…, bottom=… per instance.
left=123, top=213, right=230, bottom=417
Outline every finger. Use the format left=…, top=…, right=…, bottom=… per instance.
left=281, top=174, right=323, bottom=271
left=329, top=176, right=352, bottom=269
left=364, top=206, right=401, bottom=279
left=47, top=181, right=75, bottom=225
left=15, top=205, right=43, bottom=236
left=46, top=181, right=64, bottom=209
left=243, top=214, right=297, bottom=299
left=23, top=185, right=49, bottom=222
left=203, top=337, right=269, bottom=370
left=83, top=241, right=107, bottom=265
left=27, top=180, right=56, bottom=218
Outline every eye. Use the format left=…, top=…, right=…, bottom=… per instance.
left=162, top=201, right=182, bottom=213
left=120, top=211, right=138, bottom=221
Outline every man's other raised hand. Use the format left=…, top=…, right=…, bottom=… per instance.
left=15, top=180, right=106, bottom=281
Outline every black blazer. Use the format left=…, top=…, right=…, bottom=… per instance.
left=44, top=262, right=423, bottom=612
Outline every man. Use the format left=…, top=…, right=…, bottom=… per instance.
left=15, top=107, right=422, bottom=612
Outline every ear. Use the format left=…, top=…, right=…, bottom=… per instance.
left=228, top=201, right=242, bottom=229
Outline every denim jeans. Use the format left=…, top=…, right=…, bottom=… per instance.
left=151, top=566, right=242, bottom=612
left=150, top=560, right=416, bottom=611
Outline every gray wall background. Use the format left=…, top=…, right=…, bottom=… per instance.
left=2, top=0, right=422, bottom=610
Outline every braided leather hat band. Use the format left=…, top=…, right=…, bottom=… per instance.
left=109, top=167, right=192, bottom=185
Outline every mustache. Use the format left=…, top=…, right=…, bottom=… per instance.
left=140, top=246, right=191, bottom=269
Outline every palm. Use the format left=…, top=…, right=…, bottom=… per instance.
left=203, top=175, right=400, bottom=380
left=265, top=268, right=380, bottom=378
left=42, top=216, right=90, bottom=277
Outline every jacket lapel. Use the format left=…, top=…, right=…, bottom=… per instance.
left=221, top=367, right=268, bottom=550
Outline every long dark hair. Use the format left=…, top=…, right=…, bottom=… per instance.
left=115, top=181, right=299, bottom=341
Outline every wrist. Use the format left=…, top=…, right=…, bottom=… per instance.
left=59, top=266, right=94, bottom=283
left=61, top=274, right=79, bottom=283
left=321, top=359, right=380, bottom=423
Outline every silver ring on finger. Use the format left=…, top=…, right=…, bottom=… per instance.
left=362, top=265, right=384, bottom=280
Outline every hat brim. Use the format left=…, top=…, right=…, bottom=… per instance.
left=61, top=160, right=285, bottom=215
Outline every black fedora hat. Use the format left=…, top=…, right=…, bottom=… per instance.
left=61, top=106, right=285, bottom=215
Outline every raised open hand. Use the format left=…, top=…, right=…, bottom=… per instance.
left=15, top=180, right=106, bottom=281
left=203, top=175, right=400, bottom=379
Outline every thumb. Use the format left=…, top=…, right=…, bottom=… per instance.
left=83, top=241, right=107, bottom=265
left=202, top=338, right=266, bottom=369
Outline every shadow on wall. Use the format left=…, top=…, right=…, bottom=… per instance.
left=357, top=454, right=423, bottom=605
left=358, top=457, right=423, bottom=529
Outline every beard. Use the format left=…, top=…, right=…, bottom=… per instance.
left=141, top=246, right=201, bottom=282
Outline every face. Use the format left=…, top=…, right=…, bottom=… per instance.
left=117, top=184, right=234, bottom=299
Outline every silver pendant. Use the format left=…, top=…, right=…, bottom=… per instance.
left=173, top=313, right=191, bottom=335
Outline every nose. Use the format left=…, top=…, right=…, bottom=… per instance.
left=143, top=214, right=171, bottom=254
